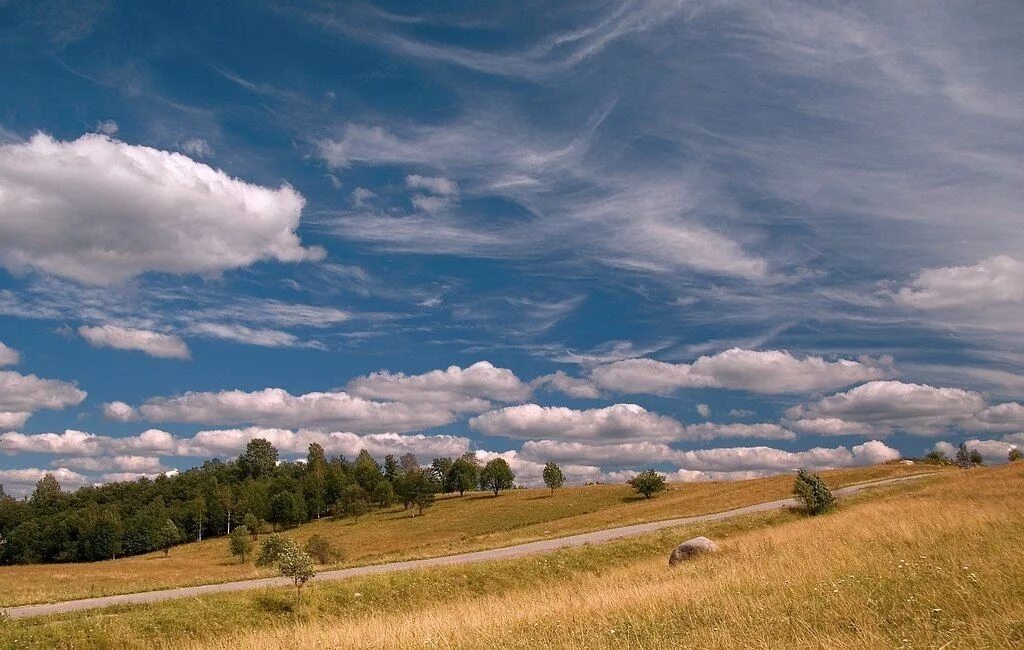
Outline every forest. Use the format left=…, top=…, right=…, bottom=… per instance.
left=0, top=440, right=519, bottom=564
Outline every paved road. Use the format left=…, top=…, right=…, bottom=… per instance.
left=3, top=474, right=931, bottom=620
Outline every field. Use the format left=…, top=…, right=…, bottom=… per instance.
left=1, top=462, right=1020, bottom=648
left=0, top=463, right=931, bottom=608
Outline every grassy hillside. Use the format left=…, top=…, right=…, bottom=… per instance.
left=0, top=463, right=930, bottom=607
left=2, top=463, right=1019, bottom=649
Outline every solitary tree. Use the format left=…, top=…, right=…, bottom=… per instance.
left=278, top=546, right=316, bottom=605
left=445, top=455, right=479, bottom=496
left=479, top=458, right=516, bottom=496
left=304, top=533, right=342, bottom=564
left=628, top=470, right=667, bottom=499
left=229, top=525, right=253, bottom=563
left=1009, top=448, right=1023, bottom=462
left=158, top=518, right=181, bottom=557
left=793, top=469, right=836, bottom=516
left=542, top=462, right=565, bottom=494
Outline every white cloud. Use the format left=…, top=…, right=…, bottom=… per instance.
left=79, top=325, right=190, bottom=360
left=683, top=422, right=796, bottom=441
left=0, top=370, right=86, bottom=427
left=470, top=403, right=685, bottom=442
left=472, top=448, right=602, bottom=487
left=185, top=427, right=470, bottom=460
left=180, top=137, right=212, bottom=158
left=405, top=174, right=458, bottom=196
left=894, top=255, right=1024, bottom=309
left=0, top=467, right=90, bottom=493
left=935, top=437, right=1022, bottom=464
left=0, top=429, right=181, bottom=456
left=347, top=361, right=530, bottom=412
left=589, top=348, right=892, bottom=395
left=103, top=401, right=138, bottom=421
left=57, top=455, right=169, bottom=473
left=118, top=387, right=459, bottom=432
left=531, top=370, right=602, bottom=399
left=0, top=341, right=19, bottom=366
left=696, top=403, right=711, bottom=418
left=784, top=380, right=991, bottom=436
left=188, top=322, right=307, bottom=349
left=728, top=408, right=755, bottom=417
left=93, top=120, right=118, bottom=136
left=0, top=412, right=31, bottom=429
left=520, top=440, right=681, bottom=466
left=0, top=133, right=323, bottom=285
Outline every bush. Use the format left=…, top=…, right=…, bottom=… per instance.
left=793, top=469, right=836, bottom=516
left=304, top=534, right=342, bottom=564
left=628, top=470, right=666, bottom=499
left=1009, top=448, right=1023, bottom=462
left=256, top=533, right=298, bottom=567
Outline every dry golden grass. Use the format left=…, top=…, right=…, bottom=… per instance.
left=204, top=463, right=1024, bottom=649
left=0, top=463, right=930, bottom=607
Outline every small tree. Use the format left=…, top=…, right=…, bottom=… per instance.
left=256, top=533, right=298, bottom=567
left=955, top=443, right=979, bottom=469
left=413, top=489, right=435, bottom=515
left=479, top=458, right=516, bottom=496
left=923, top=450, right=949, bottom=465
left=793, top=469, right=836, bottom=516
left=628, top=470, right=666, bottom=499
left=229, top=525, right=253, bottom=563
left=242, top=513, right=264, bottom=540
left=278, top=546, right=315, bottom=605
left=969, top=449, right=984, bottom=466
left=371, top=481, right=396, bottom=508
left=158, top=518, right=181, bottom=557
left=542, top=462, right=565, bottom=494
left=304, top=533, right=342, bottom=564
left=1009, top=448, right=1023, bottom=463
left=445, top=455, right=479, bottom=496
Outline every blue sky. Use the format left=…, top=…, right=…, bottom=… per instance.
left=2, top=0, right=1023, bottom=494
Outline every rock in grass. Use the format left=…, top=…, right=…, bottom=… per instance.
left=669, top=536, right=719, bottom=566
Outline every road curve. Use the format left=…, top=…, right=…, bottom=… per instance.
left=3, top=473, right=931, bottom=620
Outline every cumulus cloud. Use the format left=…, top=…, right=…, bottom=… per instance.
left=531, top=370, right=602, bottom=399
left=113, top=387, right=459, bottom=432
left=784, top=380, right=994, bottom=436
left=0, top=341, right=19, bottom=366
left=0, top=133, right=323, bottom=285
left=472, top=448, right=602, bottom=487
left=79, top=324, right=190, bottom=359
left=683, top=422, right=796, bottom=441
left=0, top=467, right=90, bottom=494
left=347, top=361, right=530, bottom=412
left=102, top=401, right=138, bottom=421
left=470, top=403, right=686, bottom=442
left=0, top=412, right=31, bottom=429
left=696, top=403, right=711, bottom=418
left=589, top=348, right=892, bottom=395
left=894, top=255, right=1024, bottom=309
left=0, top=429, right=182, bottom=456
left=0, top=370, right=86, bottom=428
left=57, top=455, right=170, bottom=473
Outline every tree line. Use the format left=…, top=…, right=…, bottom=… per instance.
left=0, top=439, right=532, bottom=565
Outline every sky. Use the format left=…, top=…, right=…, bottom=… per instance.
left=1, top=0, right=1023, bottom=495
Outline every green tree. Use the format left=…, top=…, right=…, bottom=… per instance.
left=229, top=525, right=253, bottom=563
left=924, top=450, right=949, bottom=465
left=1009, top=448, right=1023, bottom=462
left=969, top=449, right=984, bottom=466
left=542, top=462, right=565, bottom=494
left=955, top=443, right=976, bottom=468
left=430, top=457, right=454, bottom=488
left=269, top=491, right=306, bottom=530
left=238, top=438, right=279, bottom=479
left=278, top=546, right=315, bottom=605
left=371, top=481, right=396, bottom=508
left=306, top=443, right=327, bottom=477
left=479, top=458, right=516, bottom=496
left=304, top=533, right=342, bottom=564
left=158, top=518, right=181, bottom=557
left=256, top=533, right=297, bottom=567
left=29, top=474, right=67, bottom=517
left=628, top=470, right=667, bottom=499
left=352, top=449, right=384, bottom=493
left=302, top=472, right=327, bottom=519
left=383, top=454, right=400, bottom=483
left=332, top=484, right=371, bottom=521
left=445, top=455, right=478, bottom=496
left=242, top=512, right=264, bottom=540
left=793, top=469, right=836, bottom=516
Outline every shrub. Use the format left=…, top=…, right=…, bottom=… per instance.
left=304, top=534, right=342, bottom=564
left=628, top=470, right=666, bottom=499
left=543, top=462, right=565, bottom=494
left=256, top=533, right=298, bottom=567
left=1009, top=448, right=1023, bottom=462
left=229, top=526, right=253, bottom=563
left=923, top=450, right=949, bottom=465
left=793, top=469, right=836, bottom=516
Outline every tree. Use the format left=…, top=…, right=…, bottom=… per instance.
left=158, top=518, right=181, bottom=557
left=793, top=469, right=836, bottom=516
left=445, top=455, right=478, bottom=496
left=242, top=513, right=264, bottom=540
left=542, top=462, right=565, bottom=494
left=229, top=526, right=253, bottom=563
left=307, top=443, right=327, bottom=478
left=352, top=449, right=384, bottom=493
left=399, top=453, right=420, bottom=474
left=1009, top=448, right=1023, bottom=462
left=413, top=489, right=435, bottom=515
left=371, top=481, right=396, bottom=508
left=269, top=491, right=306, bottom=530
left=479, top=458, right=516, bottom=496
left=278, top=546, right=315, bottom=605
left=955, top=443, right=977, bottom=468
left=29, top=474, right=67, bottom=517
left=238, top=438, right=279, bottom=479
left=383, top=454, right=400, bottom=483
left=628, top=470, right=666, bottom=499
left=430, top=457, right=454, bottom=488
left=256, top=533, right=297, bottom=567
left=332, top=484, right=371, bottom=521
left=304, top=533, right=342, bottom=564
left=302, top=473, right=327, bottom=519
left=969, top=449, right=984, bottom=466
left=924, top=450, right=949, bottom=465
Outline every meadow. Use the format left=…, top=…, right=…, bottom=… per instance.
left=0, top=463, right=931, bottom=608
left=1, top=462, right=1019, bottom=649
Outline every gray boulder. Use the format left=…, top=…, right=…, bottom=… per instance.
left=668, top=536, right=719, bottom=566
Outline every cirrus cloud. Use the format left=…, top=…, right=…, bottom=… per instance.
left=79, top=325, right=190, bottom=360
